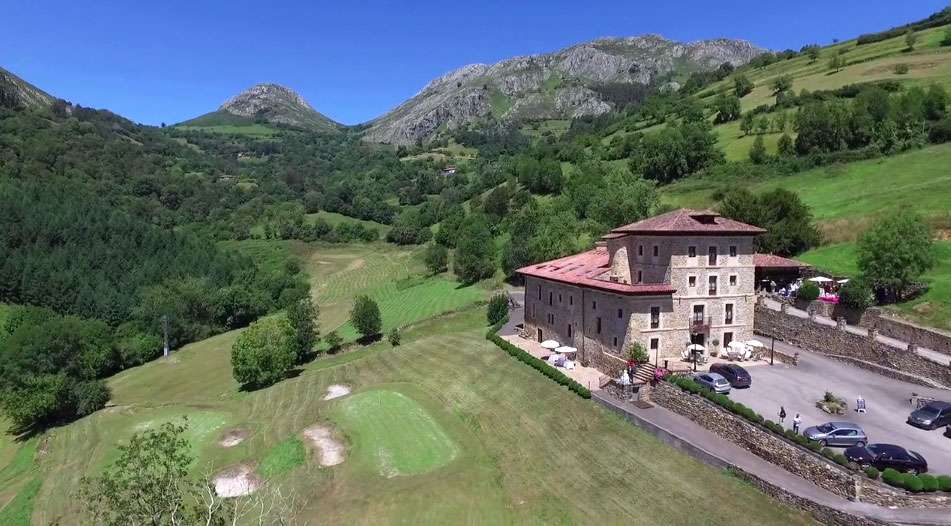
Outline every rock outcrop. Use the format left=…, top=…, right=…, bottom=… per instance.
left=0, top=67, right=55, bottom=109
left=364, top=35, right=762, bottom=145
left=212, top=83, right=340, bottom=131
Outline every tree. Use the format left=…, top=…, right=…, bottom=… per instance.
left=905, top=29, right=918, bottom=51
left=713, top=93, right=741, bottom=123
left=839, top=278, right=874, bottom=312
left=230, top=317, right=296, bottom=387
left=79, top=420, right=221, bottom=525
left=324, top=331, right=342, bottom=353
left=777, top=133, right=795, bottom=156
left=797, top=282, right=821, bottom=301
left=749, top=135, right=768, bottom=164
left=454, top=215, right=497, bottom=284
left=717, top=188, right=819, bottom=256
left=424, top=243, right=449, bottom=274
left=828, top=54, right=842, bottom=73
left=740, top=112, right=756, bottom=136
left=771, top=74, right=793, bottom=105
left=626, top=342, right=649, bottom=363
left=943, top=26, right=951, bottom=46
left=734, top=75, right=754, bottom=97
left=286, top=297, right=319, bottom=362
left=773, top=111, right=788, bottom=133
left=756, top=116, right=770, bottom=134
left=388, top=328, right=401, bottom=346
left=350, top=295, right=382, bottom=340
left=857, top=213, right=935, bottom=302
left=487, top=294, right=509, bottom=326
left=805, top=45, right=821, bottom=62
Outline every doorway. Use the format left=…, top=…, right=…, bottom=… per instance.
left=537, top=328, right=543, bottom=342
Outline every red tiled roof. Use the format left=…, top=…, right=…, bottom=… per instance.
left=517, top=248, right=676, bottom=296
left=611, top=208, right=766, bottom=236
left=754, top=253, right=810, bottom=269
left=600, top=232, right=630, bottom=240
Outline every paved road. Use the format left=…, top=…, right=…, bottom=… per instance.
left=730, top=342, right=951, bottom=474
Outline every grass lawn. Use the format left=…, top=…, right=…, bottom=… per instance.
left=799, top=241, right=951, bottom=331
left=21, top=305, right=814, bottom=524
left=305, top=211, right=391, bottom=237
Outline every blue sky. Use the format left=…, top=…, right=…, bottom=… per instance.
left=2, top=1, right=947, bottom=125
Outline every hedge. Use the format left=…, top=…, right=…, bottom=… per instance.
left=864, top=466, right=880, bottom=480
left=882, top=468, right=951, bottom=493
left=485, top=320, right=591, bottom=399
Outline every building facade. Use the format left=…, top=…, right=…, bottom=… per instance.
left=519, top=209, right=765, bottom=372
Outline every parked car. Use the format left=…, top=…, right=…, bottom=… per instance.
left=844, top=443, right=928, bottom=474
left=907, top=401, right=951, bottom=430
left=709, top=363, right=751, bottom=388
left=694, top=372, right=731, bottom=394
left=802, top=421, right=867, bottom=448
left=945, top=425, right=951, bottom=439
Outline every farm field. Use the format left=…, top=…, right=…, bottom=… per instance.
left=176, top=123, right=283, bottom=137
left=11, top=304, right=815, bottom=525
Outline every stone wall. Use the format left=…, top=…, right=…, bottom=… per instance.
left=651, top=382, right=857, bottom=500
left=754, top=304, right=951, bottom=388
left=861, top=307, right=951, bottom=357
left=653, top=382, right=951, bottom=510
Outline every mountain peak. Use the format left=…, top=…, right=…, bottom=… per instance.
left=0, top=67, right=56, bottom=109
left=203, top=82, right=339, bottom=131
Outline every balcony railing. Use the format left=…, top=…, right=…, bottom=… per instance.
left=690, top=316, right=712, bottom=334
left=708, top=286, right=718, bottom=296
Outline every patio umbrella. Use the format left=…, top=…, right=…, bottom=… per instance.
left=727, top=341, right=749, bottom=352
left=808, top=276, right=833, bottom=283
left=745, top=339, right=765, bottom=348
left=686, top=344, right=705, bottom=352
left=837, top=279, right=850, bottom=284
left=554, top=346, right=577, bottom=354
left=540, top=340, right=560, bottom=350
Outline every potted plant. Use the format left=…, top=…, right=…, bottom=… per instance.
left=709, top=338, right=720, bottom=357
left=816, top=391, right=848, bottom=415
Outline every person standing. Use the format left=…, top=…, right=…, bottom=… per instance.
left=779, top=406, right=787, bottom=424
left=793, top=413, right=802, bottom=434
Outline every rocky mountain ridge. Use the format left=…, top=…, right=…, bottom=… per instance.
left=363, top=34, right=763, bottom=145
left=182, top=83, right=340, bottom=132
left=0, top=66, right=55, bottom=109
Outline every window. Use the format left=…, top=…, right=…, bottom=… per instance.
left=688, top=276, right=696, bottom=287
left=637, top=270, right=642, bottom=283
left=725, top=303, right=734, bottom=325
left=729, top=245, right=737, bottom=258
left=708, top=246, right=717, bottom=266
left=723, top=332, right=733, bottom=347
left=692, top=305, right=705, bottom=323
left=537, top=286, right=541, bottom=300
left=729, top=275, right=737, bottom=286
left=549, top=292, right=553, bottom=306
left=638, top=245, right=643, bottom=256
left=650, top=338, right=659, bottom=351
left=558, top=293, right=562, bottom=304
left=592, top=300, right=597, bottom=310
left=708, top=275, right=718, bottom=295
left=596, top=317, right=602, bottom=334
left=688, top=246, right=696, bottom=258
left=617, top=308, right=623, bottom=319
left=653, top=245, right=659, bottom=257
left=569, top=295, right=573, bottom=306
left=613, top=336, right=618, bottom=347
left=568, top=325, right=573, bottom=338
left=650, top=306, right=660, bottom=329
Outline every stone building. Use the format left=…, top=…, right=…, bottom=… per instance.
left=518, top=208, right=766, bottom=371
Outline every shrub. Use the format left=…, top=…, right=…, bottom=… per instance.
left=839, top=278, right=874, bottom=311
left=903, top=473, right=924, bottom=493
left=388, top=328, right=401, bottom=347
left=865, top=466, right=880, bottom=480
left=919, top=474, right=938, bottom=492
left=230, top=317, right=297, bottom=387
left=486, top=333, right=591, bottom=399
left=820, top=448, right=836, bottom=460
left=797, top=282, right=821, bottom=301
left=833, top=453, right=850, bottom=467
left=626, top=342, right=650, bottom=364
left=486, top=294, right=509, bottom=326
left=893, top=63, right=909, bottom=75
left=73, top=380, right=111, bottom=417
left=424, top=243, right=449, bottom=274
left=324, top=331, right=342, bottom=353
left=882, top=468, right=903, bottom=487
left=938, top=475, right=951, bottom=492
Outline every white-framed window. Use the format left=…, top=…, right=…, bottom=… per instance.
left=729, top=274, right=737, bottom=286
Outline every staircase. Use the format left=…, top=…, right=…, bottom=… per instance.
left=632, top=363, right=656, bottom=401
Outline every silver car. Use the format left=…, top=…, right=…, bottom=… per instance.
left=694, top=372, right=731, bottom=394
left=803, top=421, right=868, bottom=448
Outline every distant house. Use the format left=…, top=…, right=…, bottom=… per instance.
left=440, top=165, right=457, bottom=176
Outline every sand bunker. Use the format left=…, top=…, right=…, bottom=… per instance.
left=323, top=384, right=351, bottom=400
left=344, top=258, right=366, bottom=271
left=302, top=424, right=345, bottom=466
left=219, top=428, right=250, bottom=448
left=213, top=464, right=261, bottom=497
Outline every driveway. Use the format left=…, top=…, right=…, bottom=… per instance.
left=728, top=341, right=951, bottom=474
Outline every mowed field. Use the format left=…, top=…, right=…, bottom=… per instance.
left=18, top=306, right=814, bottom=525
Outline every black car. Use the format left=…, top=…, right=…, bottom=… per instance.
left=709, top=363, right=751, bottom=388
left=945, top=425, right=951, bottom=439
left=907, top=401, right=951, bottom=430
left=844, top=443, right=928, bottom=474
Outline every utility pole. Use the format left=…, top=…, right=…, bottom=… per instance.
left=163, top=314, right=170, bottom=358
left=770, top=335, right=775, bottom=366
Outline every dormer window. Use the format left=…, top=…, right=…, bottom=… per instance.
left=688, top=246, right=696, bottom=258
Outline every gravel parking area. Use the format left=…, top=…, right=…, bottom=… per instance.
left=727, top=341, right=951, bottom=474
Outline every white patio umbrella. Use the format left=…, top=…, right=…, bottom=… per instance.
left=727, top=341, right=749, bottom=352
left=837, top=279, right=850, bottom=284
left=745, top=339, right=765, bottom=348
left=808, top=276, right=833, bottom=283
left=554, top=346, right=577, bottom=354
left=686, top=344, right=705, bottom=352
left=540, top=340, right=561, bottom=350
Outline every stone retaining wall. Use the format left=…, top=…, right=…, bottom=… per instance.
left=653, top=382, right=951, bottom=509
left=754, top=304, right=951, bottom=388
left=651, top=382, right=857, bottom=500
left=862, top=307, right=951, bottom=357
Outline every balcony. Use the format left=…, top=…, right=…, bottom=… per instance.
left=708, top=286, right=718, bottom=296
left=690, top=316, right=712, bottom=334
